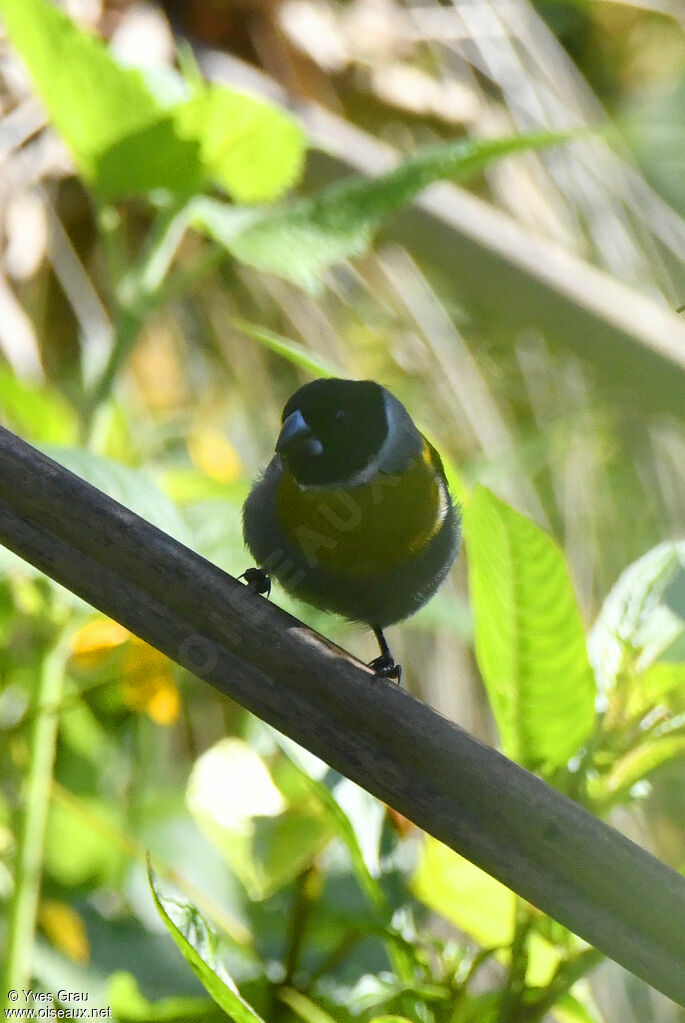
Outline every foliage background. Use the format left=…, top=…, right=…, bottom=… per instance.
left=0, top=1, right=684, bottom=1022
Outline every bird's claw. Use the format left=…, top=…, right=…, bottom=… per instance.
left=240, top=567, right=271, bottom=598
left=369, top=654, right=402, bottom=683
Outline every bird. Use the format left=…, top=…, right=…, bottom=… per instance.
left=242, top=377, right=461, bottom=680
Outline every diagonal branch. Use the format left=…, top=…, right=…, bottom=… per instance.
left=1, top=424, right=685, bottom=1006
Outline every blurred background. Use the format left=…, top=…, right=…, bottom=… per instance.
left=1, top=0, right=685, bottom=1021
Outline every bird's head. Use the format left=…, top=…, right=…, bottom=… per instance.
left=276, top=378, right=421, bottom=486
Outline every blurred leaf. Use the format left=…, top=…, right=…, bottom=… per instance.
left=42, top=446, right=190, bottom=544
left=450, top=992, right=500, bottom=1023
left=175, top=86, right=305, bottom=203
left=0, top=0, right=160, bottom=185
left=588, top=542, right=685, bottom=693
left=187, top=429, right=243, bottom=484
left=107, top=971, right=218, bottom=1022
left=94, top=117, right=203, bottom=201
left=180, top=499, right=247, bottom=570
left=162, top=471, right=247, bottom=506
left=369, top=1018, right=415, bottom=1023
left=44, top=795, right=121, bottom=888
left=39, top=900, right=90, bottom=965
left=621, top=77, right=685, bottom=217
left=589, top=735, right=685, bottom=806
left=344, top=974, right=446, bottom=1012
left=412, top=835, right=515, bottom=948
left=196, top=131, right=574, bottom=291
left=464, top=486, right=596, bottom=768
left=233, top=321, right=344, bottom=378
left=664, top=564, right=685, bottom=619
left=278, top=988, right=340, bottom=1023
left=626, top=661, right=685, bottom=720
left=0, top=0, right=305, bottom=201
left=412, top=838, right=560, bottom=986
left=271, top=732, right=386, bottom=910
left=439, top=450, right=469, bottom=506
left=0, top=367, right=78, bottom=444
left=70, top=618, right=130, bottom=670
left=186, top=738, right=332, bottom=900
left=60, top=700, right=117, bottom=768
left=553, top=993, right=602, bottom=1023
left=122, top=639, right=180, bottom=726
left=148, top=863, right=266, bottom=1022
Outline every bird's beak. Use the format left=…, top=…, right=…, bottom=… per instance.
left=276, top=410, right=324, bottom=459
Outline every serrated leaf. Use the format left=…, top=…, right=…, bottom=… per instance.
left=147, top=862, right=265, bottom=1023
left=0, top=0, right=305, bottom=202
left=175, top=87, right=305, bottom=203
left=588, top=542, right=685, bottom=693
left=464, top=486, right=596, bottom=768
left=196, top=131, right=573, bottom=291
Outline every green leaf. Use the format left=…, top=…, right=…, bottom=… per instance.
left=42, top=446, right=190, bottom=544
left=198, top=131, right=574, bottom=291
left=0, top=0, right=305, bottom=202
left=588, top=541, right=685, bottom=692
left=44, top=796, right=121, bottom=888
left=449, top=992, right=500, bottom=1023
left=0, top=0, right=161, bottom=183
left=175, top=87, right=305, bottom=203
left=186, top=738, right=332, bottom=900
left=626, top=662, right=685, bottom=719
left=464, top=486, right=596, bottom=768
left=270, top=732, right=387, bottom=911
left=589, top=735, right=685, bottom=806
left=369, top=1018, right=415, bottom=1022
left=553, top=993, right=602, bottom=1023
left=0, top=367, right=78, bottom=444
left=0, top=447, right=188, bottom=605
left=232, top=320, right=343, bottom=377
left=147, top=861, right=266, bottom=1023
left=107, top=971, right=219, bottom=1022
left=94, top=116, right=203, bottom=201
left=412, top=838, right=561, bottom=986
left=278, top=988, right=340, bottom=1023
left=412, top=835, right=515, bottom=948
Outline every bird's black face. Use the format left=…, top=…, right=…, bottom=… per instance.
left=276, top=378, right=389, bottom=486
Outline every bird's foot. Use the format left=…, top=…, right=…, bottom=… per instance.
left=371, top=626, right=402, bottom=682
left=369, top=653, right=402, bottom=683
left=239, top=567, right=271, bottom=598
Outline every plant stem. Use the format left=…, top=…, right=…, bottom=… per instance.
left=82, top=200, right=192, bottom=437
left=496, top=901, right=531, bottom=1023
left=514, top=947, right=603, bottom=1023
left=2, top=627, right=71, bottom=1007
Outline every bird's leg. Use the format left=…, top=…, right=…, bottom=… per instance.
left=369, top=627, right=402, bottom=682
left=239, top=567, right=271, bottom=598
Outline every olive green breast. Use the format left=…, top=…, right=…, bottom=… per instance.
left=275, top=442, right=448, bottom=576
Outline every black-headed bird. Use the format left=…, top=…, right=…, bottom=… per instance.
left=242, top=378, right=460, bottom=680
